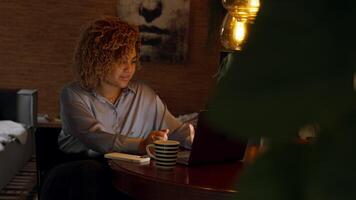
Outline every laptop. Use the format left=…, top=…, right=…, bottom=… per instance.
left=177, top=111, right=248, bottom=166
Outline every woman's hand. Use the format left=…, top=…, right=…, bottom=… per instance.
left=148, top=129, right=169, bottom=143
left=138, top=129, right=169, bottom=154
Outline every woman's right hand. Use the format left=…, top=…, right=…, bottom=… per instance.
left=138, top=129, right=169, bottom=154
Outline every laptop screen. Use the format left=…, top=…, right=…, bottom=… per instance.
left=180, top=111, right=248, bottom=166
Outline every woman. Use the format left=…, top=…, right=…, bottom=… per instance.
left=59, top=16, right=193, bottom=156
left=41, top=16, right=194, bottom=200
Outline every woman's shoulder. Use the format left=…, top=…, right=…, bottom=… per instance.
left=129, top=80, right=156, bottom=94
left=62, top=81, right=84, bottom=94
left=61, top=82, right=92, bottom=101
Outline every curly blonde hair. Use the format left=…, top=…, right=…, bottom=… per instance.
left=74, top=16, right=140, bottom=90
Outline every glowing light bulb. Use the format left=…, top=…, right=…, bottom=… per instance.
left=233, top=21, right=246, bottom=43
left=220, top=13, right=247, bottom=50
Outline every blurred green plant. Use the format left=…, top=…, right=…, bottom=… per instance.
left=208, top=0, right=356, bottom=199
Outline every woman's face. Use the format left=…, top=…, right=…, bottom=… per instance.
left=102, top=49, right=137, bottom=89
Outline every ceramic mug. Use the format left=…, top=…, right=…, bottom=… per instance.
left=146, top=140, right=180, bottom=169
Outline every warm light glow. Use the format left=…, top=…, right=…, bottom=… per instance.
left=233, top=20, right=246, bottom=43
left=220, top=13, right=247, bottom=50
left=222, top=0, right=261, bottom=20
left=220, top=0, right=260, bottom=50
left=249, top=0, right=260, bottom=7
left=247, top=0, right=260, bottom=20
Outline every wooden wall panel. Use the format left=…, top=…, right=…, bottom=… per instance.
left=0, top=0, right=220, bottom=117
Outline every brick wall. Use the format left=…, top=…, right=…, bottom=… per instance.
left=0, top=0, right=220, bottom=117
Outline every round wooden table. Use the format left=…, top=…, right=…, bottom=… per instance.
left=109, top=160, right=245, bottom=200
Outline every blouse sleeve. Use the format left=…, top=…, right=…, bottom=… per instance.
left=154, top=95, right=194, bottom=149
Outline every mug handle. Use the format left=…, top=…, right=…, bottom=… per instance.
left=145, top=144, right=156, bottom=160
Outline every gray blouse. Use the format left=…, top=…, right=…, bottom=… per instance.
left=58, top=81, right=193, bottom=155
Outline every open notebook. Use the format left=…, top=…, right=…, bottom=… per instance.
left=176, top=111, right=248, bottom=166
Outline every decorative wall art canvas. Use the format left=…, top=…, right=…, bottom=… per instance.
left=117, top=0, right=190, bottom=63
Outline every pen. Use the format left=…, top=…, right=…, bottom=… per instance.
left=157, top=97, right=167, bottom=130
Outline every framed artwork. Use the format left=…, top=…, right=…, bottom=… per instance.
left=117, top=0, right=190, bottom=63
